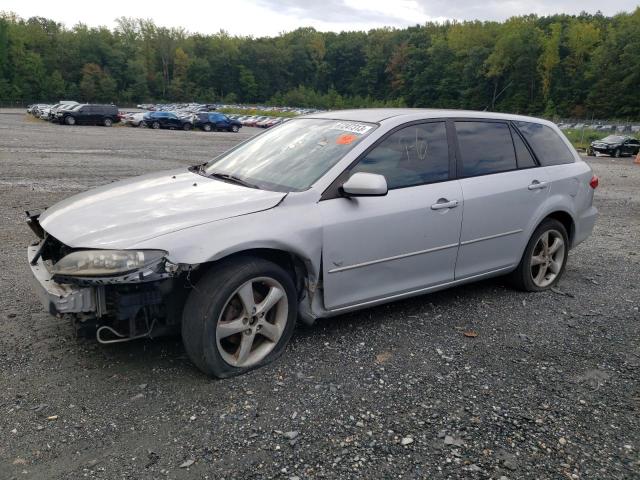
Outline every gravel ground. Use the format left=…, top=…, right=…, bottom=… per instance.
left=0, top=112, right=638, bottom=480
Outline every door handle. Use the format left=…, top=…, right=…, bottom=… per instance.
left=528, top=180, right=548, bottom=190
left=431, top=198, right=459, bottom=210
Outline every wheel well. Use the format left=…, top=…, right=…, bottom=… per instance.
left=546, top=211, right=575, bottom=245
left=191, top=249, right=310, bottom=299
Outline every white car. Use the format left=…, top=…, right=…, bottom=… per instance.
left=27, top=109, right=598, bottom=377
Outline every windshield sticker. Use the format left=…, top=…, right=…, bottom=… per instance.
left=332, top=122, right=373, bottom=135
left=336, top=133, right=358, bottom=145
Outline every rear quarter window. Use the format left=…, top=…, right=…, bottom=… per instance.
left=515, top=121, right=575, bottom=166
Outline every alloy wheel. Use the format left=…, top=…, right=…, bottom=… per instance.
left=530, top=229, right=565, bottom=288
left=216, top=277, right=288, bottom=368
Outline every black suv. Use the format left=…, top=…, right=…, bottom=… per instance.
left=192, top=112, right=242, bottom=132
left=57, top=104, right=120, bottom=127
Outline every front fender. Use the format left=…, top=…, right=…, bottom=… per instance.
left=131, top=201, right=323, bottom=285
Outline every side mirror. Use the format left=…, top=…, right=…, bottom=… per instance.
left=342, top=172, right=388, bottom=197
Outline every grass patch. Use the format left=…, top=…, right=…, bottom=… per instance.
left=218, top=108, right=298, bottom=118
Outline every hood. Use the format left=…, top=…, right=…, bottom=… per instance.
left=39, top=169, right=286, bottom=249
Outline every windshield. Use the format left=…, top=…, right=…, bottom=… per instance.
left=203, top=118, right=377, bottom=192
left=601, top=135, right=625, bottom=143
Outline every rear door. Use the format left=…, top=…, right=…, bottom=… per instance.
left=320, top=121, right=463, bottom=310
left=164, top=113, right=178, bottom=128
left=91, top=106, right=104, bottom=124
left=454, top=120, right=549, bottom=279
left=211, top=113, right=226, bottom=129
left=623, top=138, right=640, bottom=155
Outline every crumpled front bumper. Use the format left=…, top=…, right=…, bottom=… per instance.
left=27, top=244, right=99, bottom=315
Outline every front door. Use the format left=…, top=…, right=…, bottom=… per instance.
left=320, top=121, right=463, bottom=310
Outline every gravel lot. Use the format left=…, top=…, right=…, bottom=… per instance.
left=0, top=111, right=638, bottom=480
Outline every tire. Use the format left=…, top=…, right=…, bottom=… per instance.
left=139, top=121, right=147, bottom=128
left=613, top=148, right=621, bottom=158
left=183, top=123, right=192, bottom=131
left=202, top=123, right=212, bottom=132
left=65, top=116, right=76, bottom=126
left=587, top=147, right=594, bottom=156
left=231, top=125, right=239, bottom=133
left=152, top=121, right=160, bottom=129
left=103, top=118, right=113, bottom=127
left=181, top=256, right=297, bottom=378
left=508, top=218, right=569, bottom=292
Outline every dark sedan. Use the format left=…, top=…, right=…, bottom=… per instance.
left=588, top=135, right=640, bottom=157
left=192, top=112, right=242, bottom=132
left=141, top=112, right=193, bottom=131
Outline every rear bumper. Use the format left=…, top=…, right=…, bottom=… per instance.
left=27, top=245, right=98, bottom=315
left=573, top=206, right=598, bottom=248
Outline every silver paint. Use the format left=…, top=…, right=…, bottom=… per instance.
left=29, top=109, right=598, bottom=320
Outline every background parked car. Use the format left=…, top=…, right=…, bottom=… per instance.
left=57, top=104, right=120, bottom=126
left=588, top=135, right=640, bottom=157
left=28, top=104, right=51, bottom=117
left=49, top=101, right=80, bottom=122
left=122, top=112, right=146, bottom=127
left=141, top=111, right=193, bottom=130
left=192, top=112, right=242, bottom=132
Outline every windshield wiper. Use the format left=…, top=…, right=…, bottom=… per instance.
left=208, top=171, right=261, bottom=189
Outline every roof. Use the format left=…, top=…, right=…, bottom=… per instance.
left=303, top=108, right=553, bottom=126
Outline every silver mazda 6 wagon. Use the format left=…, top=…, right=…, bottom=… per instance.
left=27, top=109, right=598, bottom=377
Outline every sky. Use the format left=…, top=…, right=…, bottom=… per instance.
left=2, top=0, right=638, bottom=37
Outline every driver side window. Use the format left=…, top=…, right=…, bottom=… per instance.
left=351, top=122, right=450, bottom=189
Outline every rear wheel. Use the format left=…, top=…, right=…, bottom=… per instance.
left=183, top=123, right=192, bottom=131
left=152, top=121, right=160, bottom=129
left=509, top=219, right=568, bottom=292
left=103, top=118, right=113, bottom=127
left=231, top=125, right=239, bottom=133
left=181, top=256, right=297, bottom=378
left=65, top=116, right=76, bottom=126
left=202, top=123, right=212, bottom=132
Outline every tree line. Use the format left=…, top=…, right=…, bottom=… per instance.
left=1, top=9, right=639, bottom=119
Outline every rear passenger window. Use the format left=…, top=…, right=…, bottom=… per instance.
left=455, top=122, right=516, bottom=177
left=351, top=122, right=449, bottom=189
left=510, top=126, right=537, bottom=169
left=515, top=122, right=575, bottom=166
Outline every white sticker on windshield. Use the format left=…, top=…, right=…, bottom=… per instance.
left=332, top=122, right=373, bottom=135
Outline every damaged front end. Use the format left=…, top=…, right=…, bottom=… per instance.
left=26, top=212, right=191, bottom=344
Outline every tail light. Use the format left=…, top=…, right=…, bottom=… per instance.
left=589, top=175, right=599, bottom=189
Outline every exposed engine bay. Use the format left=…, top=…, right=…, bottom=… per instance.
left=27, top=212, right=194, bottom=344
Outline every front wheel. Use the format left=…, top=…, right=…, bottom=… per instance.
left=183, top=123, right=192, bottom=131
left=65, top=116, right=76, bottom=126
left=509, top=219, right=569, bottom=292
left=103, top=118, right=113, bottom=127
left=231, top=125, right=239, bottom=133
left=202, top=123, right=212, bottom=132
left=613, top=148, right=621, bottom=158
left=151, top=121, right=160, bottom=129
left=181, top=256, right=297, bottom=378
